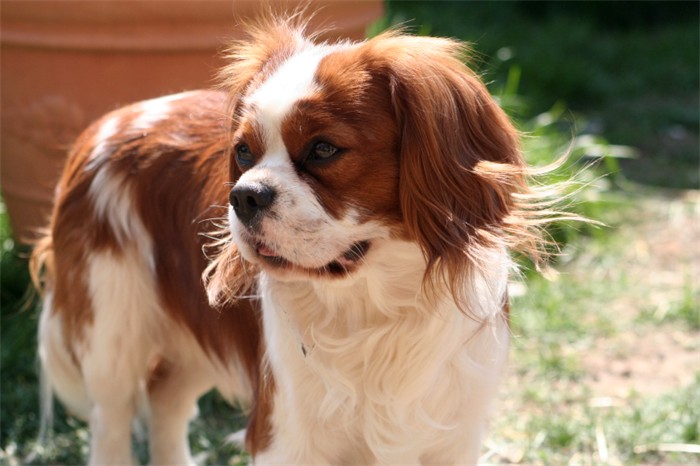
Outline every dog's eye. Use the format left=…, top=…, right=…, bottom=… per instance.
left=235, top=144, right=254, bottom=167
left=309, top=141, right=340, bottom=162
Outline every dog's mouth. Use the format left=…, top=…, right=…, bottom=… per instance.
left=255, top=240, right=371, bottom=277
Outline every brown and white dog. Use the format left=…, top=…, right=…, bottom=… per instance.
left=32, top=17, right=553, bottom=465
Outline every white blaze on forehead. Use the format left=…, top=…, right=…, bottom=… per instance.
left=246, top=45, right=336, bottom=154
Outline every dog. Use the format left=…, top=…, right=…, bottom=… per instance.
left=32, top=16, right=554, bottom=465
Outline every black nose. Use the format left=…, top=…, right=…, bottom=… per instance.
left=229, top=183, right=276, bottom=225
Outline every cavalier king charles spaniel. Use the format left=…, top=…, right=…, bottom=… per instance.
left=32, top=16, right=554, bottom=465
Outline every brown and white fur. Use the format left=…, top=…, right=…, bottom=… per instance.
left=32, top=17, right=555, bottom=465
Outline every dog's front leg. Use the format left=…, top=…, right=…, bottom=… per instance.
left=147, top=361, right=213, bottom=465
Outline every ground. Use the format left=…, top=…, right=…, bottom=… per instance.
left=489, top=189, right=700, bottom=465
left=582, top=191, right=699, bottom=399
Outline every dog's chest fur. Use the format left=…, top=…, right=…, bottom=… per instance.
left=256, top=240, right=510, bottom=464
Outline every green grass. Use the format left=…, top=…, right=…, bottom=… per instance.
left=491, top=376, right=700, bottom=465
left=637, top=277, right=700, bottom=331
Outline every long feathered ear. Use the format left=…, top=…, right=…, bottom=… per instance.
left=364, top=33, right=545, bottom=304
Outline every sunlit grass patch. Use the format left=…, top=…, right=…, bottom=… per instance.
left=638, top=277, right=700, bottom=331
left=490, top=376, right=700, bottom=465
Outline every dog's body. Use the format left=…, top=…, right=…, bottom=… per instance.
left=33, top=18, right=549, bottom=465
left=34, top=90, right=261, bottom=465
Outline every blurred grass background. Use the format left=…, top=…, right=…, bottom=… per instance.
left=2, top=1, right=699, bottom=465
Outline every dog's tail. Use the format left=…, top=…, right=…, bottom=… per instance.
left=29, top=231, right=54, bottom=297
left=29, top=231, right=56, bottom=445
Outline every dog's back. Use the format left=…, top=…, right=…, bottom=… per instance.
left=31, top=89, right=260, bottom=465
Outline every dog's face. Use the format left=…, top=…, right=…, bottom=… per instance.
left=216, top=21, right=530, bottom=287
left=228, top=44, right=402, bottom=280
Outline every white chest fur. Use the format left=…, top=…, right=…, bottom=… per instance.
left=255, top=241, right=510, bottom=465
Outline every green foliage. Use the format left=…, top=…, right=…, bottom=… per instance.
left=493, top=62, right=628, bottom=276
left=0, top=202, right=42, bottom=457
left=383, top=0, right=700, bottom=188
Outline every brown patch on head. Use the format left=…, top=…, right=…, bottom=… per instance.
left=218, top=15, right=314, bottom=134
left=229, top=115, right=267, bottom=171
left=274, top=46, right=403, bottom=225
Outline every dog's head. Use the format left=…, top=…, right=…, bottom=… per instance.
left=208, top=18, right=540, bottom=302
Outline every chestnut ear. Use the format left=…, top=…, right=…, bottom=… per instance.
left=368, top=33, right=529, bottom=297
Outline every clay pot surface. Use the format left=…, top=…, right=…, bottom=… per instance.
left=1, top=0, right=383, bottom=242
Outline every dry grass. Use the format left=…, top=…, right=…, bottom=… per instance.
left=486, top=190, right=700, bottom=465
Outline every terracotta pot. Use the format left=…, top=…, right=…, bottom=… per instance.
left=1, top=0, right=383, bottom=243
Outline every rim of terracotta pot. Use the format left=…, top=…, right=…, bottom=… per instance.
left=1, top=1, right=383, bottom=52
left=2, top=1, right=256, bottom=51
